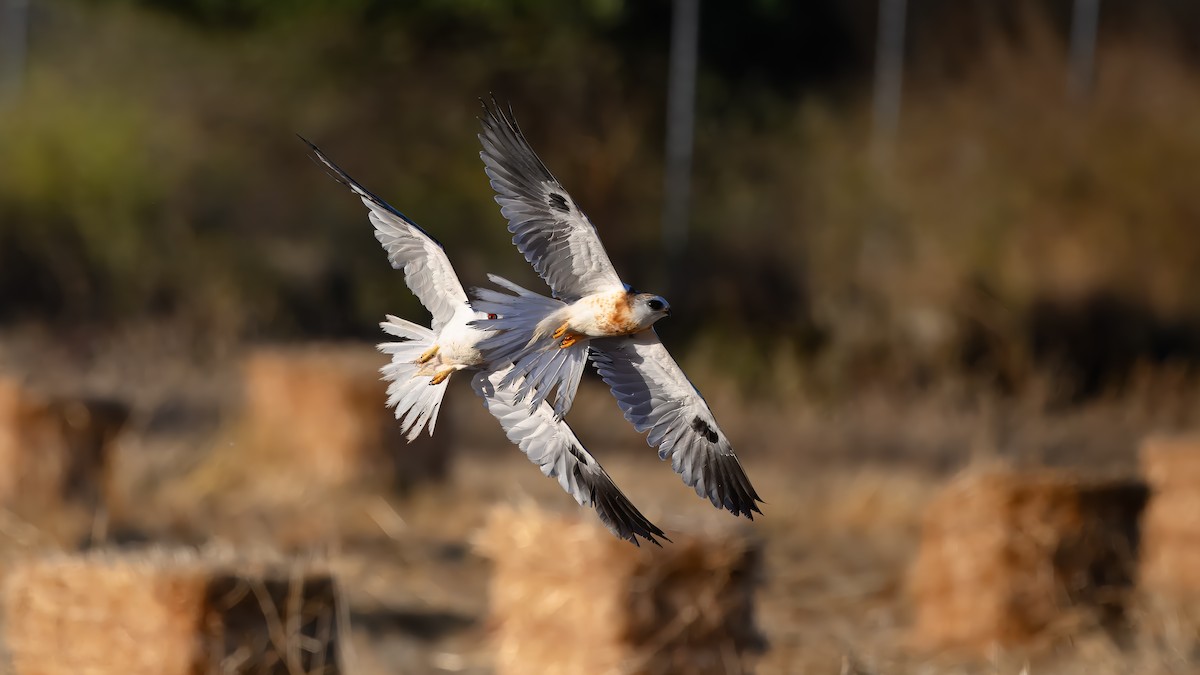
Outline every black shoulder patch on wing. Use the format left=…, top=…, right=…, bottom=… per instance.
left=567, top=445, right=589, bottom=465
left=691, top=416, right=719, bottom=443
left=548, top=192, right=570, bottom=213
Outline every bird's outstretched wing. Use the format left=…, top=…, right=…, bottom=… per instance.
left=477, top=98, right=624, bottom=302
left=303, top=137, right=469, bottom=332
left=590, top=331, right=764, bottom=519
left=473, top=370, right=668, bottom=546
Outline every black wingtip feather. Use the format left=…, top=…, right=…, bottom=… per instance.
left=589, top=472, right=669, bottom=547
left=298, top=136, right=354, bottom=191
left=299, top=137, right=449, bottom=252
left=709, top=453, right=764, bottom=520
left=476, top=95, right=557, bottom=185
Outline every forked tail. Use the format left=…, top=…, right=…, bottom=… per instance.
left=377, top=315, right=452, bottom=441
left=470, top=275, right=588, bottom=419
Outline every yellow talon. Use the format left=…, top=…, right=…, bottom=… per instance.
left=559, top=334, right=578, bottom=349
left=551, top=322, right=570, bottom=340
left=429, top=368, right=453, bottom=385
left=416, top=345, right=440, bottom=364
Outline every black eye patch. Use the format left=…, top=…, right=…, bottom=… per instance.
left=648, top=299, right=664, bottom=311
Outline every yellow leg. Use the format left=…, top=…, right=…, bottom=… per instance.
left=559, top=334, right=578, bottom=349
left=551, top=322, right=570, bottom=339
left=416, top=344, right=440, bottom=364
left=429, top=368, right=453, bottom=385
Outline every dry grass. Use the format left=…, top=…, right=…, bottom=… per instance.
left=5, top=550, right=209, bottom=675
left=475, top=503, right=763, bottom=675
left=3, top=547, right=342, bottom=675
left=120, top=343, right=456, bottom=551
left=1139, top=434, right=1200, bottom=600
left=908, top=468, right=1147, bottom=652
left=1140, top=434, right=1200, bottom=490
left=0, top=377, right=128, bottom=546
left=4, top=330, right=1200, bottom=673
left=0, top=436, right=1197, bottom=675
left=233, top=343, right=449, bottom=492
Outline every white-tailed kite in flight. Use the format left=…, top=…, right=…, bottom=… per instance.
left=302, top=138, right=666, bottom=546
left=469, top=100, right=764, bottom=520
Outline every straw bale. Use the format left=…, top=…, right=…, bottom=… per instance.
left=909, top=469, right=1147, bottom=651
left=3, top=549, right=342, bottom=675
left=476, top=504, right=764, bottom=675
left=0, top=377, right=42, bottom=504
left=1141, top=489, right=1200, bottom=542
left=1140, top=434, right=1200, bottom=490
left=0, top=377, right=127, bottom=520
left=1135, top=434, right=1200, bottom=596
left=237, top=344, right=449, bottom=492
left=1140, top=537, right=1200, bottom=593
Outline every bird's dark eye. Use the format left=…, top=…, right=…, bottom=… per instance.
left=647, top=299, right=664, bottom=311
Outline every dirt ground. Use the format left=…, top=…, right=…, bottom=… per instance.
left=1, top=324, right=1199, bottom=674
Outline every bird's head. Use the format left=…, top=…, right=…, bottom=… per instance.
left=630, top=293, right=672, bottom=328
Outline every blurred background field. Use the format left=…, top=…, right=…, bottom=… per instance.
left=2, top=0, right=1200, bottom=673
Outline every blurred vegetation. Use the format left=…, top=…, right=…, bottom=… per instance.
left=3, top=0, right=1200, bottom=403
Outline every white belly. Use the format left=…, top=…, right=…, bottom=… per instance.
left=435, top=311, right=493, bottom=369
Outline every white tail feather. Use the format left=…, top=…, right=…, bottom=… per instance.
left=503, top=342, right=588, bottom=418
left=378, top=315, right=451, bottom=440
left=470, top=277, right=587, bottom=418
